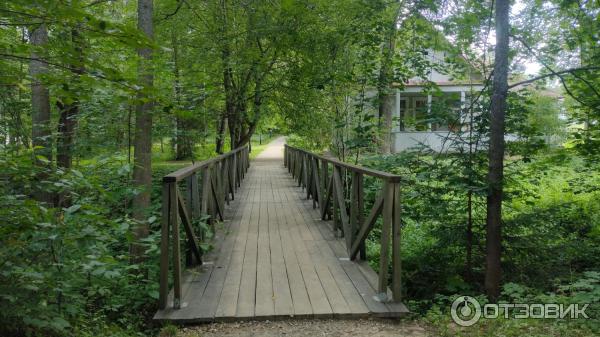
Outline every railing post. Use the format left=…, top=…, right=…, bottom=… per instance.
left=332, top=165, right=340, bottom=235
left=321, top=159, right=328, bottom=218
left=170, top=182, right=182, bottom=309
left=201, top=166, right=212, bottom=231
left=302, top=153, right=308, bottom=189
left=158, top=182, right=170, bottom=310
left=358, top=175, right=366, bottom=260
left=237, top=151, right=242, bottom=187
left=311, top=156, right=320, bottom=208
left=392, top=181, right=402, bottom=302
left=306, top=155, right=312, bottom=200
left=224, top=157, right=231, bottom=204
left=231, top=152, right=237, bottom=192
left=350, top=172, right=360, bottom=255
left=377, top=179, right=393, bottom=301
left=186, top=174, right=200, bottom=265
left=158, top=145, right=254, bottom=311
left=216, top=161, right=224, bottom=211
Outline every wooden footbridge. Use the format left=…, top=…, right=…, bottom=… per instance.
left=154, top=137, right=407, bottom=322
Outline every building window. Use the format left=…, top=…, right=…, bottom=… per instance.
left=414, top=97, right=429, bottom=131
left=399, top=92, right=465, bottom=132
left=399, top=99, right=407, bottom=131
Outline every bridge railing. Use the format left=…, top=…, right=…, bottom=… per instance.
left=158, top=145, right=250, bottom=310
left=284, top=144, right=402, bottom=302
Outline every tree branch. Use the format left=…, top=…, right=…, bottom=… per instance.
left=0, top=53, right=136, bottom=90
left=161, top=0, right=185, bottom=20
left=507, top=66, right=600, bottom=89
left=510, top=33, right=600, bottom=107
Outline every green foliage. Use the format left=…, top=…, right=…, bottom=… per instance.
left=0, top=150, right=162, bottom=336
left=419, top=275, right=599, bottom=336
left=286, top=134, right=328, bottom=153
left=2, top=0, right=600, bottom=335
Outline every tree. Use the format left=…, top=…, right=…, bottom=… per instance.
left=56, top=27, right=84, bottom=170
left=131, top=0, right=154, bottom=260
left=485, top=0, right=509, bottom=301
left=28, top=23, right=53, bottom=204
left=378, top=1, right=403, bottom=154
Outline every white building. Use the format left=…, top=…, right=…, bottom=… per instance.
left=391, top=50, right=484, bottom=152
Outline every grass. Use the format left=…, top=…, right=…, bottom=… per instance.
left=152, top=133, right=279, bottom=173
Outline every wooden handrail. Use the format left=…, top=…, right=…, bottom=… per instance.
left=284, top=144, right=402, bottom=303
left=158, top=145, right=250, bottom=310
left=284, top=145, right=401, bottom=182
left=163, top=145, right=249, bottom=182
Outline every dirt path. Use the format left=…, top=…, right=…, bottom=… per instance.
left=178, top=318, right=427, bottom=337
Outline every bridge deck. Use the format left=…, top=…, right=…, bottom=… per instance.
left=154, top=137, right=408, bottom=322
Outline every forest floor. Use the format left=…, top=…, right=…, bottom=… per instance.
left=177, top=318, right=427, bottom=337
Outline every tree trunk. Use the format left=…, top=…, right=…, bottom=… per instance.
left=57, top=28, right=84, bottom=170
left=378, top=3, right=401, bottom=154
left=131, top=0, right=154, bottom=261
left=217, top=0, right=234, bottom=154
left=485, top=0, right=510, bottom=302
left=235, top=69, right=263, bottom=148
left=29, top=24, right=53, bottom=204
left=216, top=111, right=227, bottom=154
left=56, top=102, right=78, bottom=169
left=171, top=30, right=192, bottom=160
left=465, top=190, right=473, bottom=282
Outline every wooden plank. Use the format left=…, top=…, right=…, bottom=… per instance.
left=305, top=239, right=351, bottom=316
left=285, top=200, right=333, bottom=317
left=184, top=187, right=247, bottom=321
left=214, top=201, right=252, bottom=319
left=355, top=260, right=409, bottom=315
left=154, top=264, right=214, bottom=321
left=312, top=239, right=369, bottom=316
left=291, top=194, right=373, bottom=316
left=284, top=187, right=314, bottom=242
left=255, top=200, right=275, bottom=317
left=340, top=260, right=391, bottom=316
left=277, top=202, right=313, bottom=317
left=268, top=201, right=294, bottom=316
left=236, top=189, right=259, bottom=318
left=292, top=191, right=403, bottom=317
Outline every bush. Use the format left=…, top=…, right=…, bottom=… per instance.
left=0, top=152, right=160, bottom=336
